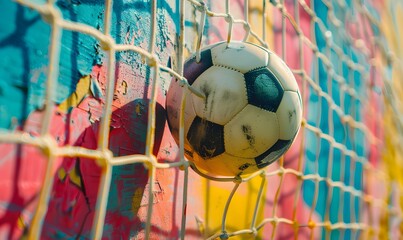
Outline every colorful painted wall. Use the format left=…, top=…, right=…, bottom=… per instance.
left=0, top=0, right=402, bottom=239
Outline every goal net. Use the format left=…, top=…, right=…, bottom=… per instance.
left=0, top=0, right=402, bottom=239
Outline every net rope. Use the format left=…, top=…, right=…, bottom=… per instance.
left=0, top=0, right=402, bottom=239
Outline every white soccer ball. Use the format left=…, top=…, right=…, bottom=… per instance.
left=166, top=41, right=302, bottom=177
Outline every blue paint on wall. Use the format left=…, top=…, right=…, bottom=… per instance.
left=302, top=0, right=370, bottom=239
left=0, top=0, right=183, bottom=130
left=0, top=2, right=48, bottom=129
left=0, top=0, right=102, bottom=129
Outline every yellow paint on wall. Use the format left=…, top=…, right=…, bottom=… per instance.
left=57, top=167, right=67, bottom=181
left=17, top=215, right=26, bottom=230
left=58, top=75, right=92, bottom=113
left=203, top=176, right=267, bottom=239
left=57, top=167, right=82, bottom=188
left=379, top=0, right=403, bottom=237
left=247, top=0, right=274, bottom=47
left=69, top=167, right=82, bottom=188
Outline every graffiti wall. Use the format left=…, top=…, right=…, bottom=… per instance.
left=0, top=0, right=402, bottom=239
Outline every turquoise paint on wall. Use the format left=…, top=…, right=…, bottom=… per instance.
left=0, top=0, right=102, bottom=129
left=302, top=0, right=370, bottom=239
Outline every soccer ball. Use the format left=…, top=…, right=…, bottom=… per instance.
left=166, top=41, right=302, bottom=177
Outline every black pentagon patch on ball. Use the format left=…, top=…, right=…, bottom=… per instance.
left=255, top=140, right=291, bottom=169
left=244, top=67, right=284, bottom=112
left=187, top=116, right=225, bottom=159
left=184, top=49, right=213, bottom=85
